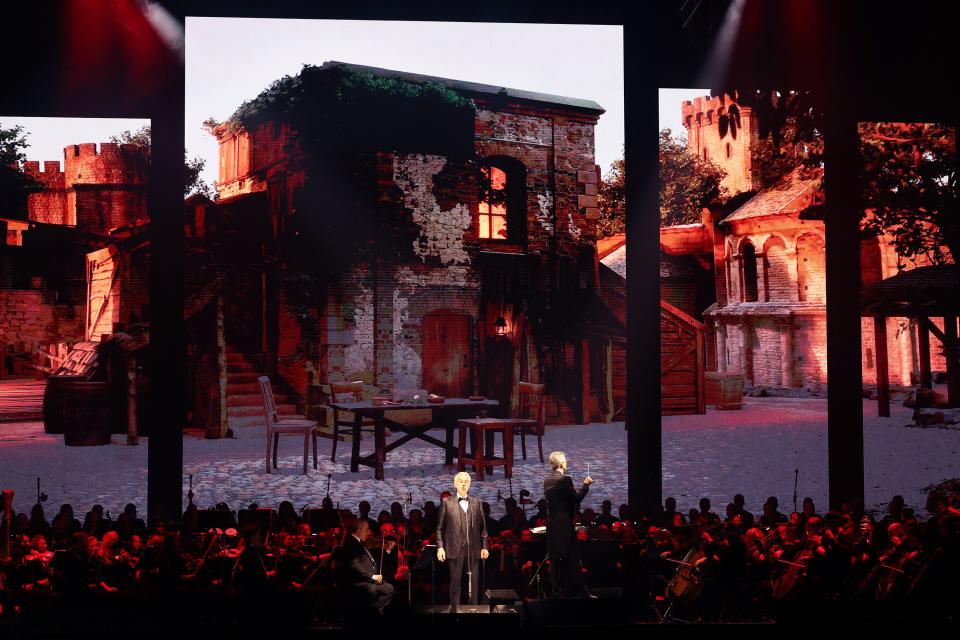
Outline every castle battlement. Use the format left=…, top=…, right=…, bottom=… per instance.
left=22, top=160, right=65, bottom=189
left=62, top=142, right=149, bottom=186
left=681, top=93, right=747, bottom=128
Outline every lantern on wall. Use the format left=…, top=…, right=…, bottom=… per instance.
left=494, top=316, right=509, bottom=337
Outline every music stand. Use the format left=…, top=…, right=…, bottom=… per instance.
left=414, top=544, right=438, bottom=605
left=195, top=509, right=236, bottom=532
left=238, top=508, right=276, bottom=539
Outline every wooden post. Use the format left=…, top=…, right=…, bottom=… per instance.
left=917, top=316, right=932, bottom=389
left=873, top=316, right=890, bottom=417
left=126, top=357, right=139, bottom=445
left=216, top=296, right=228, bottom=438
left=945, top=315, right=960, bottom=408
left=579, top=338, right=590, bottom=425
left=696, top=328, right=706, bottom=414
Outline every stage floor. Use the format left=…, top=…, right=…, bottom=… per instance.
left=1, top=396, right=957, bottom=518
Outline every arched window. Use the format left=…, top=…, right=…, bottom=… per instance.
left=479, top=157, right=527, bottom=243
left=479, top=165, right=507, bottom=240
left=741, top=241, right=759, bottom=302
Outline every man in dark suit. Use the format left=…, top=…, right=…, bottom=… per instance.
left=544, top=450, right=593, bottom=598
left=436, top=471, right=489, bottom=608
left=335, top=518, right=393, bottom=615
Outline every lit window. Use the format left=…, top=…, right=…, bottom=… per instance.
left=479, top=166, right=508, bottom=240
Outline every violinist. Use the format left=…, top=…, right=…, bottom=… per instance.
left=20, top=533, right=54, bottom=591
left=96, top=530, right=134, bottom=592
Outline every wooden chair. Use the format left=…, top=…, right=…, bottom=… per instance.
left=513, top=382, right=546, bottom=463
left=330, top=381, right=375, bottom=463
left=258, top=376, right=318, bottom=474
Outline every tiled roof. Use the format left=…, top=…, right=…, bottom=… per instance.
left=722, top=167, right=823, bottom=223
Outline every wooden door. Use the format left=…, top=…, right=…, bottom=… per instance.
left=422, top=312, right=472, bottom=397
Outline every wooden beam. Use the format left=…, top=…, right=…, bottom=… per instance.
left=917, top=316, right=932, bottom=389
left=874, top=317, right=890, bottom=417
left=918, top=316, right=946, bottom=344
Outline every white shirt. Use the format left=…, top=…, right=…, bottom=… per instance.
left=458, top=495, right=469, bottom=513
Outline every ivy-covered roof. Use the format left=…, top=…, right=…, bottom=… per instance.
left=320, top=61, right=605, bottom=115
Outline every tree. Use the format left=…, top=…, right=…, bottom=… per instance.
left=659, top=129, right=727, bottom=226
left=110, top=125, right=152, bottom=148
left=111, top=125, right=213, bottom=197
left=860, top=122, right=957, bottom=267
left=714, top=89, right=824, bottom=189
left=0, top=122, right=41, bottom=217
left=596, top=146, right=625, bottom=238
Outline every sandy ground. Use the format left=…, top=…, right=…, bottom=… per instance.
left=1, top=396, right=957, bottom=520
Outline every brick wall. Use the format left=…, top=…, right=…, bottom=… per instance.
left=796, top=233, right=826, bottom=303
left=24, top=160, right=68, bottom=225
left=763, top=243, right=794, bottom=302
left=71, top=187, right=147, bottom=232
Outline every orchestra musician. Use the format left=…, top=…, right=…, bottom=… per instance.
left=335, top=518, right=393, bottom=615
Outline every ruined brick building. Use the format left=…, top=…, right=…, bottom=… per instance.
left=665, top=94, right=947, bottom=392
left=1, top=142, right=149, bottom=375
left=187, top=62, right=623, bottom=434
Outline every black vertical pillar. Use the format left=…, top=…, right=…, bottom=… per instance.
left=147, top=24, right=186, bottom=526
left=823, top=107, right=864, bottom=510
left=626, top=20, right=661, bottom=514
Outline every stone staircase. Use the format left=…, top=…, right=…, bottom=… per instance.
left=225, top=347, right=301, bottom=431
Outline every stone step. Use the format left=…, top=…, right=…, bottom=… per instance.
left=226, top=382, right=259, bottom=395
left=227, top=372, right=260, bottom=384
left=227, top=361, right=258, bottom=373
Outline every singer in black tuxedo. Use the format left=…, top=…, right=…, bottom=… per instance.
left=335, top=519, right=393, bottom=615
left=544, top=451, right=593, bottom=597
left=436, top=472, right=489, bottom=606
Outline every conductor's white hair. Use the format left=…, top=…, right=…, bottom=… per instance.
left=548, top=451, right=566, bottom=470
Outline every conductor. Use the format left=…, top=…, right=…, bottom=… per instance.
left=543, top=451, right=593, bottom=597
left=436, top=472, right=489, bottom=608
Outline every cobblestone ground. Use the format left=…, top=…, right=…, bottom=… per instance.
left=2, top=397, right=957, bottom=519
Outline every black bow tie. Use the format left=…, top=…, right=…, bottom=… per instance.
left=458, top=497, right=469, bottom=502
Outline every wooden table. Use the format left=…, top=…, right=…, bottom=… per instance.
left=328, top=398, right=499, bottom=480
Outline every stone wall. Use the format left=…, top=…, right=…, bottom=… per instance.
left=0, top=290, right=85, bottom=357
left=26, top=142, right=148, bottom=233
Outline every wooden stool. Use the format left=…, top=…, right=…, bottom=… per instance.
left=457, top=418, right=513, bottom=480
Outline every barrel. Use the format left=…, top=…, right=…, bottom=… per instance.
left=45, top=375, right=127, bottom=437
left=42, top=376, right=71, bottom=434
left=61, top=381, right=116, bottom=446
left=704, top=372, right=745, bottom=410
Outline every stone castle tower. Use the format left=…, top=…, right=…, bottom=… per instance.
left=24, top=142, right=148, bottom=233
left=681, top=94, right=759, bottom=197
